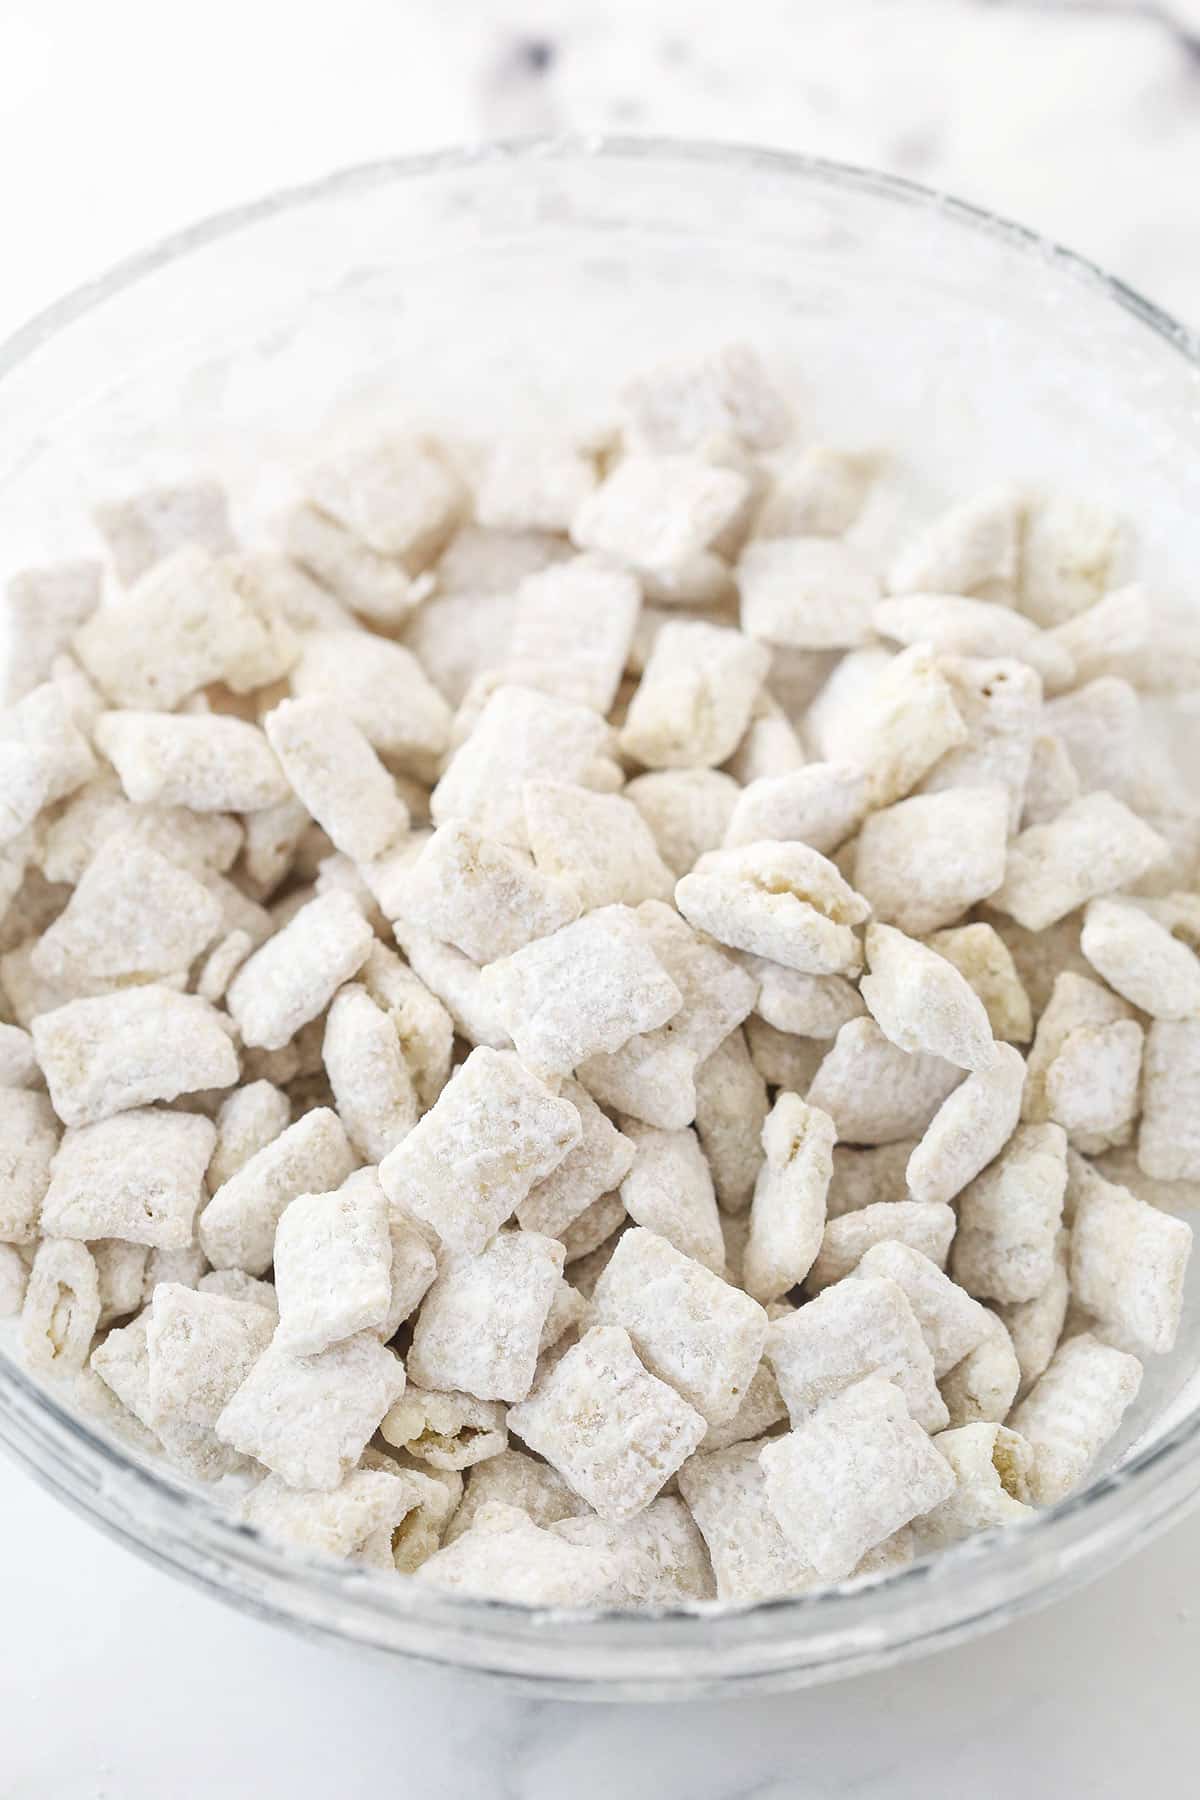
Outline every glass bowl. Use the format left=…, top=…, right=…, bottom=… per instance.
left=2, top=137, right=1200, bottom=1701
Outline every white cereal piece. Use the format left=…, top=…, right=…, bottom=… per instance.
left=1008, top=1333, right=1142, bottom=1503
left=906, top=1042, right=1026, bottom=1205
left=216, top=1331, right=406, bottom=1491
left=760, top=1374, right=955, bottom=1580
left=1022, top=971, right=1133, bottom=1124
left=474, top=438, right=598, bottom=533
left=991, top=794, right=1167, bottom=933
left=1081, top=896, right=1200, bottom=1020
left=96, top=711, right=289, bottom=813
left=244, top=1466, right=427, bottom=1567
left=273, top=1177, right=393, bottom=1356
left=93, top=1314, right=247, bottom=1482
left=141, top=1239, right=207, bottom=1303
left=0, top=683, right=97, bottom=837
left=846, top=643, right=971, bottom=810
left=39, top=773, right=243, bottom=887
left=925, top=923, right=1033, bottom=1043
left=226, top=891, right=374, bottom=1052
left=741, top=1095, right=835, bottom=1305
left=914, top=1423, right=1035, bottom=1550
left=4, top=561, right=102, bottom=702
left=195, top=929, right=254, bottom=1005
left=699, top=1343, right=790, bottom=1458
left=577, top=901, right=756, bottom=1129
left=621, top=344, right=790, bottom=453
left=677, top=1438, right=818, bottom=1602
left=481, top=905, right=682, bottom=1079
left=321, top=984, right=417, bottom=1164
left=952, top=1121, right=1068, bottom=1303
left=208, top=1082, right=291, bottom=1191
left=392, top=923, right=512, bottom=1053
left=416, top=1501, right=616, bottom=1606
left=307, top=437, right=461, bottom=564
left=538, top=1272, right=588, bottom=1353
left=939, top=1314, right=1022, bottom=1428
left=747, top=962, right=865, bottom=1040
left=509, top=1324, right=707, bottom=1521
left=873, top=593, right=1073, bottom=688
left=742, top=1017, right=824, bottom=1093
left=1139, top=1019, right=1200, bottom=1182
left=0, top=742, right=50, bottom=846
left=377, top=1046, right=579, bottom=1255
left=572, top=455, right=749, bottom=573
left=861, top=923, right=995, bottom=1073
left=506, top=556, right=641, bottom=716
left=409, top=1231, right=565, bottom=1403
left=888, top=486, right=1021, bottom=602
left=393, top=817, right=583, bottom=964
left=737, top=538, right=880, bottom=650
left=1044, top=678, right=1173, bottom=815
left=807, top=1018, right=963, bottom=1146
left=354, top=942, right=451, bottom=1114
left=549, top=1495, right=715, bottom=1607
left=41, top=1108, right=214, bottom=1249
left=807, top=1201, right=957, bottom=1295
left=199, top=1108, right=358, bottom=1275
left=443, top=1447, right=589, bottom=1546
left=402, top=586, right=519, bottom=712
left=145, top=1282, right=275, bottom=1427
left=693, top=1028, right=769, bottom=1215
left=920, top=656, right=1041, bottom=832
left=0, top=1243, right=27, bottom=1316
left=431, top=685, right=612, bottom=851
left=0, top=1090, right=59, bottom=1242
left=32, top=835, right=222, bottom=987
left=524, top=781, right=674, bottom=912
left=1021, top=732, right=1081, bottom=828
left=723, top=763, right=867, bottom=857
left=32, top=987, right=236, bottom=1129
left=620, top=620, right=769, bottom=771
left=75, top=548, right=295, bottom=708
left=725, top=692, right=806, bottom=788
left=753, top=446, right=877, bottom=539
left=590, top=1227, right=768, bottom=1426
left=20, top=1238, right=101, bottom=1375
left=676, top=840, right=869, bottom=976
left=380, top=1385, right=507, bottom=1472
left=198, top=1268, right=278, bottom=1312
left=238, top=794, right=312, bottom=898
left=996, top=1229, right=1071, bottom=1397
left=1018, top=493, right=1127, bottom=627
left=1043, top=1017, right=1142, bottom=1153
left=854, top=1243, right=994, bottom=1378
left=94, top=479, right=234, bottom=584
left=624, top=769, right=740, bottom=878
left=516, top=1078, right=635, bottom=1240
left=289, top=629, right=450, bottom=780
left=1070, top=1170, right=1191, bottom=1356
left=826, top=1140, right=917, bottom=1218
left=560, top=1192, right=627, bottom=1265
left=263, top=698, right=408, bottom=864
left=0, top=1023, right=35, bottom=1089
left=616, top=1121, right=725, bottom=1275
left=853, top=787, right=1009, bottom=936
left=222, top=546, right=357, bottom=636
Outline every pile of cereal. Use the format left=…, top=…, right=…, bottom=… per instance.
left=1, top=343, right=1195, bottom=1609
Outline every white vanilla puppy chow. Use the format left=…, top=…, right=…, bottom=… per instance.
left=3, top=341, right=1191, bottom=1610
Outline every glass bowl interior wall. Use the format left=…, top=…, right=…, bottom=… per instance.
left=2, top=139, right=1200, bottom=1697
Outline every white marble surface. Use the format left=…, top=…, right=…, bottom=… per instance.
left=3, top=1, right=1200, bottom=1792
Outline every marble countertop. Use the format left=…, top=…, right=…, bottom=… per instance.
left=3, top=0, right=1200, bottom=1792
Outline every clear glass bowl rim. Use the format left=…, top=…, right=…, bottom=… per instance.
left=2, top=133, right=1200, bottom=1696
